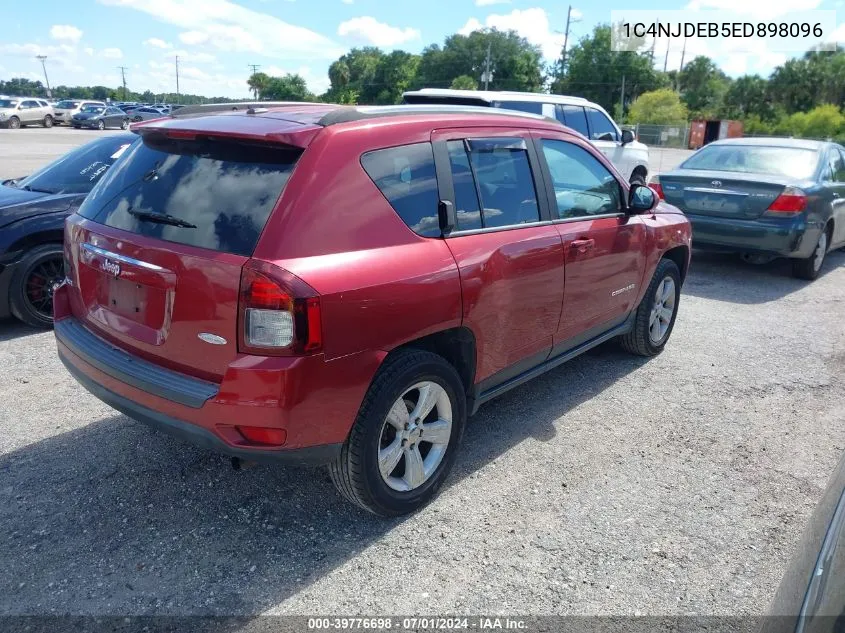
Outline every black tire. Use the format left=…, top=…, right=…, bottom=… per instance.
left=329, top=349, right=467, bottom=516
left=8, top=244, right=65, bottom=328
left=97, top=119, right=105, bottom=130
left=792, top=225, right=830, bottom=280
left=8, top=116, right=20, bottom=130
left=42, top=115, right=53, bottom=128
left=121, top=118, right=129, bottom=130
left=630, top=170, right=647, bottom=186
left=620, top=258, right=681, bottom=357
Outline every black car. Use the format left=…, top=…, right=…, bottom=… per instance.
left=71, top=105, right=130, bottom=130
left=764, top=450, right=845, bottom=633
left=0, top=133, right=136, bottom=328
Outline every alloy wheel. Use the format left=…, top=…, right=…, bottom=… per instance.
left=24, top=256, right=64, bottom=320
left=648, top=276, right=676, bottom=345
left=813, top=231, right=828, bottom=272
left=378, top=381, right=453, bottom=492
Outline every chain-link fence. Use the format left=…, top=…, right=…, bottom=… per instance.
left=632, top=123, right=691, bottom=148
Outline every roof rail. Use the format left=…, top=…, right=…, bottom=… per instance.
left=171, top=101, right=325, bottom=117
left=317, top=104, right=560, bottom=127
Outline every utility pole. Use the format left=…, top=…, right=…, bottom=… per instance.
left=561, top=5, right=573, bottom=74
left=620, top=74, right=626, bottom=119
left=117, top=66, right=128, bottom=101
left=248, top=64, right=261, bottom=99
left=482, top=42, right=492, bottom=90
left=663, top=38, right=670, bottom=72
left=679, top=37, right=687, bottom=73
left=175, top=55, right=180, bottom=103
left=36, top=55, right=51, bottom=98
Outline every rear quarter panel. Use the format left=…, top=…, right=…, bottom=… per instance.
left=255, top=123, right=463, bottom=362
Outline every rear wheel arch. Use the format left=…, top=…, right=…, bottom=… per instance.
left=630, top=165, right=648, bottom=185
left=389, top=327, right=477, bottom=398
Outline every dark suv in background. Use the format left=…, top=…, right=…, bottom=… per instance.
left=55, top=104, right=691, bottom=515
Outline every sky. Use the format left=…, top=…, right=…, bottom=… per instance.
left=1, top=0, right=843, bottom=98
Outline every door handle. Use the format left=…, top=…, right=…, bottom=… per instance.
left=572, top=238, right=595, bottom=253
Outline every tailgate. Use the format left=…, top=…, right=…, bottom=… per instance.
left=65, top=129, right=304, bottom=381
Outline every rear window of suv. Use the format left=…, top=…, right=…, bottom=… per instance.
left=78, top=134, right=301, bottom=257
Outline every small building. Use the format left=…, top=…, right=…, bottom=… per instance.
left=688, top=119, right=744, bottom=149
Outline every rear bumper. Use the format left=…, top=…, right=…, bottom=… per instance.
left=687, top=213, right=818, bottom=258
left=54, top=306, right=385, bottom=465
left=60, top=351, right=342, bottom=466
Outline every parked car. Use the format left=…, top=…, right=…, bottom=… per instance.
left=763, top=450, right=845, bottom=633
left=0, top=97, right=55, bottom=129
left=0, top=133, right=136, bottom=327
left=52, top=100, right=107, bottom=126
left=128, top=106, right=167, bottom=122
left=54, top=104, right=690, bottom=515
left=402, top=88, right=650, bottom=186
left=71, top=105, right=130, bottom=130
left=651, top=137, right=845, bottom=280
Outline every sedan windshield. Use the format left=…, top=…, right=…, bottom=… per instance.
left=0, top=99, right=19, bottom=108
left=14, top=135, right=136, bottom=195
left=681, top=145, right=820, bottom=180
left=56, top=100, right=80, bottom=109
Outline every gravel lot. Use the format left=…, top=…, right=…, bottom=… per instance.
left=1, top=128, right=844, bottom=617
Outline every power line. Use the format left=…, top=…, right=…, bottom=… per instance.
left=36, top=55, right=51, bottom=98
left=117, top=66, right=128, bottom=101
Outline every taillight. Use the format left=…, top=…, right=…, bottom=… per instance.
left=649, top=181, right=665, bottom=200
left=238, top=262, right=322, bottom=356
left=766, top=187, right=807, bottom=215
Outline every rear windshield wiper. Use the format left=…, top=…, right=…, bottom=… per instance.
left=127, top=208, right=197, bottom=228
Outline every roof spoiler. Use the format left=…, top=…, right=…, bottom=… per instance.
left=171, top=101, right=326, bottom=117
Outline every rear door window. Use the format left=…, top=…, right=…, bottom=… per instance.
left=79, top=135, right=301, bottom=256
left=559, top=105, right=589, bottom=137
left=361, top=142, right=441, bottom=238
left=585, top=108, right=619, bottom=141
left=465, top=138, right=540, bottom=228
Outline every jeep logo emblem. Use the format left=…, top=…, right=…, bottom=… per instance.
left=102, top=258, right=120, bottom=278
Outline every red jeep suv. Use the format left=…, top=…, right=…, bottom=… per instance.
left=54, top=104, right=691, bottom=515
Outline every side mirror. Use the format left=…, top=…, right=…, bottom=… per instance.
left=628, top=184, right=657, bottom=213
left=621, top=129, right=635, bottom=145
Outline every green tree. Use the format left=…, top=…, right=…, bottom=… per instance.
left=247, top=72, right=272, bottom=99
left=627, top=88, right=688, bottom=124
left=324, top=47, right=385, bottom=103
left=450, top=75, right=478, bottom=90
left=416, top=29, right=544, bottom=92
left=551, top=25, right=668, bottom=115
left=262, top=74, right=315, bottom=102
left=364, top=50, right=420, bottom=104
left=677, top=56, right=730, bottom=119
left=721, top=75, right=772, bottom=120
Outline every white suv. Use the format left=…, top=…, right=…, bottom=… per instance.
left=0, top=97, right=55, bottom=129
left=402, top=89, right=649, bottom=185
left=52, top=99, right=107, bottom=126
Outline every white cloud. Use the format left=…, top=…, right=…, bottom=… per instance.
left=828, top=22, right=845, bottom=44
left=171, top=49, right=217, bottom=63
left=84, top=47, right=94, bottom=55
left=101, top=47, right=123, bottom=59
left=570, top=8, right=583, bottom=19
left=685, top=0, right=821, bottom=16
left=337, top=16, right=420, bottom=46
left=145, top=37, right=173, bottom=49
left=98, top=0, right=343, bottom=59
left=50, top=24, right=83, bottom=43
left=475, top=0, right=510, bottom=5
left=459, top=8, right=564, bottom=59
left=341, top=0, right=353, bottom=3
left=179, top=30, right=208, bottom=45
